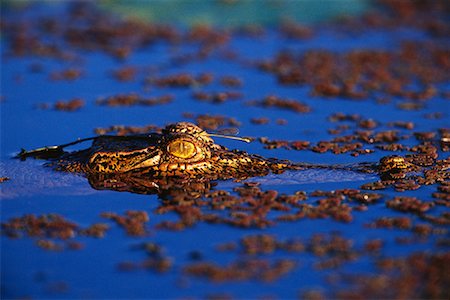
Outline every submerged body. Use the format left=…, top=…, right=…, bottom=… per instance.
left=18, top=122, right=293, bottom=180
left=17, top=122, right=423, bottom=183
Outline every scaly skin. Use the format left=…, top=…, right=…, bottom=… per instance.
left=30, top=122, right=293, bottom=180
left=17, top=122, right=416, bottom=181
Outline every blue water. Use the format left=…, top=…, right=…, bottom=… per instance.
left=1, top=2, right=449, bottom=299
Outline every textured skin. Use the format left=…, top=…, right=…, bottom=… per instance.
left=7, top=124, right=424, bottom=198
left=18, top=122, right=413, bottom=182
left=47, top=122, right=295, bottom=180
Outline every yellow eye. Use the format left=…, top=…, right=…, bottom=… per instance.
left=167, top=140, right=196, bottom=159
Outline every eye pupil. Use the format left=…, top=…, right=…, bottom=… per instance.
left=168, top=140, right=196, bottom=159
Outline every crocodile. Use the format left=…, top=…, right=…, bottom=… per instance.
left=13, top=122, right=421, bottom=196
left=17, top=122, right=301, bottom=180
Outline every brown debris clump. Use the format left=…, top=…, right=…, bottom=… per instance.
left=111, top=66, right=137, bottom=82
left=250, top=117, right=270, bottom=125
left=366, top=216, right=413, bottom=230
left=101, top=210, right=149, bottom=236
left=386, top=196, right=434, bottom=214
left=96, top=93, right=173, bottom=107
left=36, top=239, right=64, bottom=251
left=183, top=258, right=296, bottom=283
left=188, top=114, right=241, bottom=131
left=150, top=73, right=213, bottom=88
left=94, top=124, right=161, bottom=136
left=50, top=68, right=82, bottom=81
left=219, top=75, right=243, bottom=87
left=54, top=98, right=85, bottom=111
left=258, top=137, right=310, bottom=150
left=80, top=223, right=110, bottom=238
left=1, top=214, right=112, bottom=251
left=311, top=141, right=363, bottom=155
left=388, top=121, right=415, bottom=130
left=247, top=95, right=311, bottom=113
left=239, top=234, right=305, bottom=255
left=300, top=197, right=354, bottom=223
left=1, top=214, right=78, bottom=239
left=192, top=90, right=242, bottom=104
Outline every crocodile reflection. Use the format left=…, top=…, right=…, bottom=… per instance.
left=87, top=171, right=216, bottom=201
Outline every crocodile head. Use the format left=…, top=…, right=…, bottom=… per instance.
left=54, top=122, right=289, bottom=179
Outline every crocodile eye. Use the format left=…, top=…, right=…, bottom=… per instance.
left=167, top=140, right=196, bottom=159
